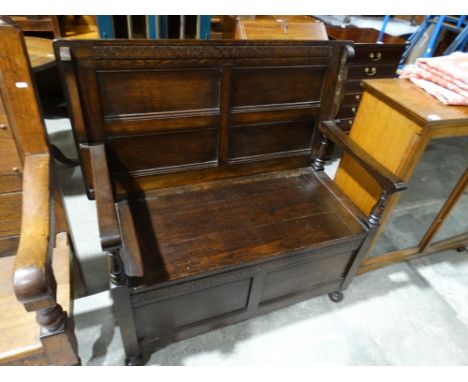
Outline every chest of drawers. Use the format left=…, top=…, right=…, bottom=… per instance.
left=326, top=27, right=407, bottom=132
left=0, top=93, right=22, bottom=256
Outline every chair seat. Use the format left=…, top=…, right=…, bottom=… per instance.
left=0, top=255, right=44, bottom=364
left=117, top=168, right=367, bottom=285
left=0, top=235, right=72, bottom=365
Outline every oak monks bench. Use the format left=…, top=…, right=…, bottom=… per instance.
left=55, top=39, right=406, bottom=365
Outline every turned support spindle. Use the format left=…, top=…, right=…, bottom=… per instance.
left=367, top=190, right=389, bottom=227
left=36, top=303, right=66, bottom=335
left=109, top=249, right=125, bottom=286
left=312, top=134, right=331, bottom=171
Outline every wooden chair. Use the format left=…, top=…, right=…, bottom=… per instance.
left=0, top=18, right=80, bottom=366
left=55, top=39, right=406, bottom=365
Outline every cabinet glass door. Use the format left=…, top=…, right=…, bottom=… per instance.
left=369, top=136, right=468, bottom=258
left=430, top=174, right=468, bottom=244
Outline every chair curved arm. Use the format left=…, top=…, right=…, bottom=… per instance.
left=13, top=153, right=54, bottom=311
left=88, top=143, right=121, bottom=250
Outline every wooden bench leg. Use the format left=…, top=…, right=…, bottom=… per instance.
left=109, top=248, right=144, bottom=366
left=328, top=291, right=344, bottom=303
left=39, top=310, right=81, bottom=365
left=38, top=233, right=81, bottom=365
left=112, top=284, right=144, bottom=365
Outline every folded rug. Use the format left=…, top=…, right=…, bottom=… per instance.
left=418, top=52, right=468, bottom=89
left=400, top=52, right=468, bottom=106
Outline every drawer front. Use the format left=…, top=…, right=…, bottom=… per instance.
left=0, top=192, right=22, bottom=223
left=0, top=96, right=21, bottom=176
left=347, top=64, right=398, bottom=80
left=343, top=92, right=362, bottom=106
left=0, top=125, right=21, bottom=176
left=0, top=220, right=21, bottom=238
left=338, top=104, right=359, bottom=119
left=352, top=44, right=406, bottom=64
left=0, top=192, right=22, bottom=238
left=0, top=174, right=22, bottom=194
left=336, top=118, right=354, bottom=131
left=344, top=79, right=365, bottom=94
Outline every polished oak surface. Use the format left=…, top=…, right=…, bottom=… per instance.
left=363, top=79, right=468, bottom=128
left=235, top=19, right=328, bottom=40
left=24, top=37, right=55, bottom=71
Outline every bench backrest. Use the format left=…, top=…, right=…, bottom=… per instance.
left=55, top=40, right=352, bottom=199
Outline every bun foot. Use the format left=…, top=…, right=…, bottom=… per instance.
left=125, top=354, right=145, bottom=366
left=328, top=291, right=344, bottom=303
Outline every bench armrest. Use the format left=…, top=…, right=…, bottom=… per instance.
left=319, top=120, right=406, bottom=195
left=13, top=154, right=54, bottom=311
left=88, top=144, right=121, bottom=250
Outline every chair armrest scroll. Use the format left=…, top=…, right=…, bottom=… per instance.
left=13, top=154, right=54, bottom=311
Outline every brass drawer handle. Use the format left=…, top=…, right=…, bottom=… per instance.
left=348, top=120, right=353, bottom=126
left=0, top=124, right=7, bottom=130
left=364, top=67, right=377, bottom=76
left=355, top=94, right=361, bottom=101
left=351, top=107, right=357, bottom=114
left=369, top=52, right=382, bottom=61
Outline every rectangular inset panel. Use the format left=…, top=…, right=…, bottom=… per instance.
left=104, top=112, right=219, bottom=137
left=97, top=69, right=220, bottom=117
left=260, top=252, right=353, bottom=304
left=230, top=105, right=319, bottom=125
left=134, top=277, right=251, bottom=337
left=229, top=120, right=314, bottom=160
left=107, top=128, right=218, bottom=173
left=231, top=66, right=326, bottom=108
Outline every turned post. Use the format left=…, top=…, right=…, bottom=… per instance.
left=109, top=249, right=126, bottom=286
left=367, top=190, right=389, bottom=227
left=36, top=303, right=66, bottom=335
left=312, top=134, right=332, bottom=171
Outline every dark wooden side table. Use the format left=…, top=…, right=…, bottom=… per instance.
left=333, top=78, right=468, bottom=273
